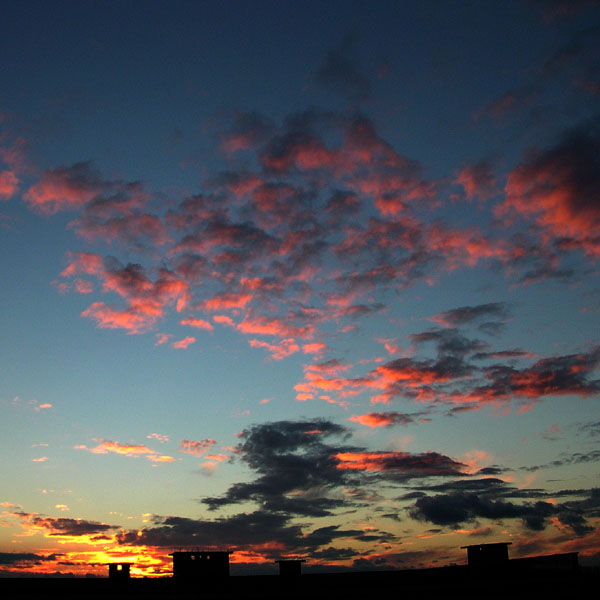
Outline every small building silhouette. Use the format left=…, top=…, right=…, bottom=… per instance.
left=169, top=550, right=232, bottom=578
left=275, top=559, right=306, bottom=577
left=107, top=562, right=132, bottom=580
left=461, top=542, right=511, bottom=567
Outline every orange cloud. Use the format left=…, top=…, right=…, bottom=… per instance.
left=335, top=451, right=466, bottom=477
left=148, top=455, right=175, bottom=463
left=75, top=438, right=156, bottom=457
left=348, top=412, right=413, bottom=428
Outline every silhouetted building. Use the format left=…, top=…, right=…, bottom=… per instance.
left=169, top=551, right=232, bottom=578
left=275, top=559, right=306, bottom=577
left=510, top=552, right=579, bottom=572
left=107, top=563, right=132, bottom=580
left=461, top=542, right=511, bottom=567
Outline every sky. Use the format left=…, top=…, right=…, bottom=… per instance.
left=1, top=0, right=599, bottom=577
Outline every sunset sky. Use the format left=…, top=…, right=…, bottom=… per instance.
left=1, top=0, right=599, bottom=577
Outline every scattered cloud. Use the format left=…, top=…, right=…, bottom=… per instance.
left=147, top=433, right=169, bottom=443
left=178, top=439, right=217, bottom=456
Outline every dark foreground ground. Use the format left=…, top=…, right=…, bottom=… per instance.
left=1, top=567, right=597, bottom=599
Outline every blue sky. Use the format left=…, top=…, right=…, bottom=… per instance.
left=1, top=0, right=599, bottom=576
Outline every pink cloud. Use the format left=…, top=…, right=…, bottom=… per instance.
left=60, top=252, right=105, bottom=278
left=500, top=128, right=600, bottom=256
left=73, top=278, right=94, bottom=294
left=304, top=359, right=352, bottom=377
left=237, top=315, right=314, bottom=338
left=249, top=337, right=300, bottom=360
left=172, top=336, right=196, bottom=349
left=180, top=317, right=214, bottom=331
left=302, top=342, right=327, bottom=355
left=455, top=162, right=496, bottom=201
left=0, top=170, right=19, bottom=199
left=74, top=212, right=171, bottom=246
left=213, top=314, right=235, bottom=327
left=154, top=333, right=172, bottom=346
left=81, top=301, right=162, bottom=334
left=202, top=292, right=252, bottom=311
left=24, top=162, right=103, bottom=214
left=70, top=261, right=190, bottom=333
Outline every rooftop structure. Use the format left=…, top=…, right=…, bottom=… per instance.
left=107, top=562, right=133, bottom=580
left=169, top=550, right=232, bottom=578
left=275, top=559, right=306, bottom=577
left=461, top=542, right=512, bottom=567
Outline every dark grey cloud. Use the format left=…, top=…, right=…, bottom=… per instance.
left=221, top=111, right=274, bottom=151
left=409, top=492, right=556, bottom=530
left=535, top=0, right=600, bottom=21
left=315, top=35, right=371, bottom=102
left=201, top=419, right=359, bottom=516
left=521, top=449, right=600, bottom=471
left=16, top=514, right=118, bottom=537
left=117, top=509, right=393, bottom=559
left=579, top=419, right=600, bottom=436
left=407, top=476, right=599, bottom=536
left=336, top=303, right=386, bottom=318
left=0, top=552, right=58, bottom=566
left=431, top=303, right=512, bottom=327
left=541, top=25, right=600, bottom=74
left=470, top=346, right=600, bottom=403
left=472, top=349, right=533, bottom=361
left=325, top=189, right=362, bottom=219
left=118, top=511, right=300, bottom=550
left=201, top=419, right=474, bottom=523
left=410, top=328, right=487, bottom=357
